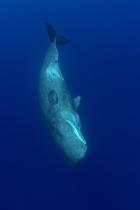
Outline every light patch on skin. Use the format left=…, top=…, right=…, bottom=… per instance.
left=47, top=64, right=64, bottom=80
left=61, top=111, right=77, bottom=124
left=66, top=120, right=86, bottom=144
left=61, top=111, right=86, bottom=144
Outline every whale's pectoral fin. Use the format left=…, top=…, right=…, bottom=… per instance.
left=45, top=22, right=69, bottom=45
left=73, top=96, right=81, bottom=110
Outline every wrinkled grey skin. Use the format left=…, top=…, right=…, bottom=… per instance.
left=39, top=41, right=87, bottom=165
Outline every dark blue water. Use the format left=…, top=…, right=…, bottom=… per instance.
left=0, top=0, right=140, bottom=209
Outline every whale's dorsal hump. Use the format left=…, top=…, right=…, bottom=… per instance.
left=73, top=96, right=81, bottom=110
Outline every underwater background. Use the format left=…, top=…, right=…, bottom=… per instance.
left=0, top=0, right=140, bottom=209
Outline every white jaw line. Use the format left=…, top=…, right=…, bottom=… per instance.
left=66, top=120, right=86, bottom=144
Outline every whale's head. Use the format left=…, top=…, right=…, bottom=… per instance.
left=53, top=110, right=87, bottom=165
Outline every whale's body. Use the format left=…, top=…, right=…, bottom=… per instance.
left=39, top=23, right=87, bottom=165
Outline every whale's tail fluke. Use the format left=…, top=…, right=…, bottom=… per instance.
left=45, top=22, right=69, bottom=45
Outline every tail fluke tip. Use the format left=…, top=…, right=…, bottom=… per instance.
left=45, top=22, right=69, bottom=45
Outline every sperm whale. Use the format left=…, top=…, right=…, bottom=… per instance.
left=39, top=22, right=87, bottom=165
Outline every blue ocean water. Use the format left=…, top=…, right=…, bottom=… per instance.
left=0, top=0, right=140, bottom=209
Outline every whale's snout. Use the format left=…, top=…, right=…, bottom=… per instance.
left=66, top=139, right=87, bottom=166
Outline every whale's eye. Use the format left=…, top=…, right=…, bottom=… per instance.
left=48, top=90, right=58, bottom=105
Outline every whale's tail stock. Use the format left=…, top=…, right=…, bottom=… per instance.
left=45, top=22, right=69, bottom=45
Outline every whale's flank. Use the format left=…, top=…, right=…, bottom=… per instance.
left=45, top=22, right=69, bottom=45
